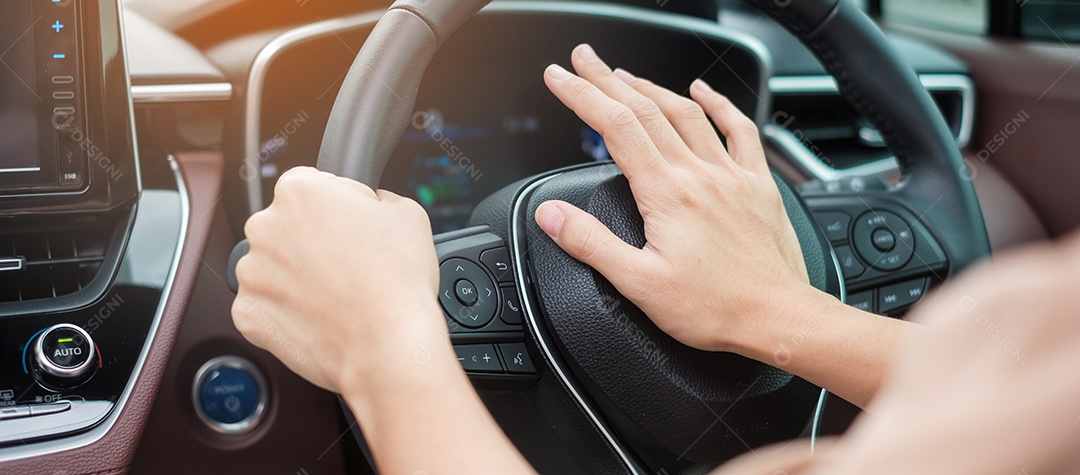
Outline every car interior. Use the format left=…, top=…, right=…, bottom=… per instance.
left=0, top=0, right=1076, bottom=473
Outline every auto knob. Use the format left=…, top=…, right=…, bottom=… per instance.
left=33, top=323, right=96, bottom=380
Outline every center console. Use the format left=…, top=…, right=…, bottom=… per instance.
left=0, top=0, right=178, bottom=461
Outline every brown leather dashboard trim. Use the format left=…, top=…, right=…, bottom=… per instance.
left=0, top=152, right=223, bottom=474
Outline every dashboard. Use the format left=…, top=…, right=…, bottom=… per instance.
left=250, top=6, right=766, bottom=232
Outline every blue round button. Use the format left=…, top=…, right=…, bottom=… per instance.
left=194, top=356, right=266, bottom=432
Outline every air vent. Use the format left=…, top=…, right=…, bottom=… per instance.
left=0, top=224, right=112, bottom=304
left=766, top=74, right=973, bottom=181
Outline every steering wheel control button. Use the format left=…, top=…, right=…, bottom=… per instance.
left=852, top=211, right=915, bottom=271
left=480, top=247, right=514, bottom=283
left=846, top=290, right=875, bottom=313
left=193, top=356, right=268, bottom=434
left=879, top=278, right=930, bottom=314
left=439, top=259, right=498, bottom=329
left=454, top=279, right=479, bottom=306
left=871, top=228, right=896, bottom=251
left=499, top=286, right=523, bottom=325
left=813, top=211, right=851, bottom=243
left=34, top=324, right=95, bottom=380
left=497, top=343, right=536, bottom=374
left=454, top=345, right=504, bottom=373
left=834, top=245, right=865, bottom=280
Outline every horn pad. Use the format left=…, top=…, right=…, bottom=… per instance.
left=517, top=163, right=840, bottom=467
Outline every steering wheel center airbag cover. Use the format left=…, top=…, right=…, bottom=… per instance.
left=518, top=164, right=837, bottom=464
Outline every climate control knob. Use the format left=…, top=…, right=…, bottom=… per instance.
left=33, top=324, right=96, bottom=381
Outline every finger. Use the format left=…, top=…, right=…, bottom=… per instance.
left=615, top=68, right=730, bottom=165
left=535, top=201, right=655, bottom=289
left=545, top=63, right=670, bottom=183
left=690, top=79, right=769, bottom=175
left=569, top=44, right=695, bottom=164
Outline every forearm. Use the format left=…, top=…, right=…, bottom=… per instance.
left=734, top=289, right=920, bottom=409
left=340, top=308, right=535, bottom=475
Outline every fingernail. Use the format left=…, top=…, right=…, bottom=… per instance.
left=691, top=79, right=711, bottom=93
left=613, top=68, right=636, bottom=84
left=546, top=64, right=572, bottom=81
left=535, top=202, right=566, bottom=239
left=577, top=44, right=600, bottom=63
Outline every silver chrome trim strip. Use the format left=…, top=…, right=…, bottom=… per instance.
left=131, top=83, right=234, bottom=103
left=762, top=124, right=901, bottom=183
left=0, top=168, right=41, bottom=174
left=811, top=245, right=847, bottom=454
left=766, top=74, right=975, bottom=183
left=0, top=156, right=190, bottom=462
left=0, top=258, right=24, bottom=272
left=191, top=355, right=269, bottom=435
left=241, top=1, right=774, bottom=214
left=810, top=389, right=828, bottom=453
left=509, top=173, right=642, bottom=474
left=241, top=10, right=384, bottom=214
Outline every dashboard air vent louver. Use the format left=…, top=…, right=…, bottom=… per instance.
left=766, top=75, right=973, bottom=182
left=0, top=226, right=110, bottom=304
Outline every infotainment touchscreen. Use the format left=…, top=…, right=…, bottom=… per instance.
left=0, top=0, right=87, bottom=194
left=0, top=1, right=43, bottom=174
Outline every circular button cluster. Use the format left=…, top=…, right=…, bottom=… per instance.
left=193, top=356, right=267, bottom=434
left=34, top=324, right=95, bottom=380
left=439, top=259, right=498, bottom=328
left=852, top=210, right=915, bottom=271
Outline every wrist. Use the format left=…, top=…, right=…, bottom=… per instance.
left=338, top=299, right=456, bottom=405
left=724, top=284, right=840, bottom=364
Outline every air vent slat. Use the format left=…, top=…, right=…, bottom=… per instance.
left=0, top=226, right=110, bottom=304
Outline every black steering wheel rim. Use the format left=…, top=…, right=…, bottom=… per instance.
left=313, top=0, right=991, bottom=471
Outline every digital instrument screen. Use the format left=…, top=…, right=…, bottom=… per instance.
left=256, top=13, right=764, bottom=233
left=0, top=1, right=42, bottom=174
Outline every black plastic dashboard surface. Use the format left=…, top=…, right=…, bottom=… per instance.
left=0, top=187, right=182, bottom=449
left=253, top=9, right=766, bottom=232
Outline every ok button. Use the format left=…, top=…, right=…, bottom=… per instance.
left=455, top=279, right=478, bottom=306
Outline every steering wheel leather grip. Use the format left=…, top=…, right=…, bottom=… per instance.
left=315, top=0, right=492, bottom=187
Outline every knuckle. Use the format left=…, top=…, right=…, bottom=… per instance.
left=704, top=93, right=735, bottom=116
left=605, top=104, right=638, bottom=132
left=233, top=254, right=257, bottom=288
left=243, top=212, right=269, bottom=241
left=734, top=117, right=759, bottom=137
left=231, top=294, right=259, bottom=336
left=569, top=224, right=602, bottom=262
left=673, top=99, right=706, bottom=121
left=626, top=95, right=658, bottom=116
left=626, top=96, right=667, bottom=127
left=568, top=78, right=594, bottom=103
left=401, top=198, right=429, bottom=221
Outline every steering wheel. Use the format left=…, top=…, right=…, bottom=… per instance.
left=235, top=0, right=990, bottom=472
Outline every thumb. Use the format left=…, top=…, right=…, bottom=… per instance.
left=535, top=200, right=642, bottom=278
